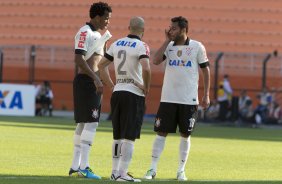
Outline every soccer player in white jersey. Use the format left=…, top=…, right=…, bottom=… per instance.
left=144, top=16, right=210, bottom=181
left=98, top=16, right=151, bottom=182
left=69, top=2, right=112, bottom=179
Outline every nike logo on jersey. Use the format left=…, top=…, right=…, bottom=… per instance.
left=169, top=60, right=192, bottom=67
left=116, top=40, right=137, bottom=48
left=169, top=49, right=174, bottom=51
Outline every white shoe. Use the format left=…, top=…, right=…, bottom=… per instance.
left=144, top=169, right=156, bottom=179
left=177, top=171, right=187, bottom=181
left=116, top=173, right=141, bottom=182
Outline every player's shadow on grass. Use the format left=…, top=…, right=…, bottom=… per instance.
left=1, top=116, right=282, bottom=142
left=0, top=175, right=282, bottom=184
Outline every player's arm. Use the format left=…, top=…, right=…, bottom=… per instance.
left=153, top=29, right=171, bottom=65
left=139, top=58, right=151, bottom=96
left=200, top=65, right=210, bottom=110
left=98, top=57, right=114, bottom=91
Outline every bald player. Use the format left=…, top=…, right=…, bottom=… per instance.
left=98, top=16, right=151, bottom=182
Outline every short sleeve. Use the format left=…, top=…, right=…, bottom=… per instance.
left=74, top=30, right=89, bottom=55
left=104, top=43, right=114, bottom=62
left=197, top=42, right=209, bottom=67
left=138, top=42, right=150, bottom=60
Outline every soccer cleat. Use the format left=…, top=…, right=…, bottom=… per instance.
left=110, top=173, right=120, bottom=180
left=78, top=167, right=101, bottom=179
left=116, top=172, right=141, bottom=182
left=68, top=168, right=79, bottom=177
left=177, top=171, right=188, bottom=181
left=144, top=169, right=156, bottom=179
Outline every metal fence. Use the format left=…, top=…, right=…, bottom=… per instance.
left=1, top=45, right=281, bottom=111
left=0, top=45, right=281, bottom=84
left=1, top=45, right=281, bottom=73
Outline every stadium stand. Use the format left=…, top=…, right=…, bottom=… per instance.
left=0, top=0, right=282, bottom=114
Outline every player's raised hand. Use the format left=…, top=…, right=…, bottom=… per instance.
left=201, top=95, right=210, bottom=110
left=94, top=80, right=103, bottom=95
left=165, top=28, right=172, bottom=42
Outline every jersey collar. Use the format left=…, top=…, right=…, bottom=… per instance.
left=173, top=37, right=190, bottom=46
left=127, top=34, right=141, bottom=40
left=86, top=22, right=97, bottom=31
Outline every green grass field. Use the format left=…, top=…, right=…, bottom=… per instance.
left=0, top=115, right=282, bottom=184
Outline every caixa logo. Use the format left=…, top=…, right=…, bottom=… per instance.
left=169, top=60, right=192, bottom=67
left=0, top=90, right=23, bottom=109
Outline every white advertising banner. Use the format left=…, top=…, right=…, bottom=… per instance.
left=0, top=83, right=36, bottom=116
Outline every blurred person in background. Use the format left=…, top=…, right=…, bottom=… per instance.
left=265, top=102, right=281, bottom=124
left=217, top=74, right=233, bottom=121
left=254, top=87, right=272, bottom=124
left=204, top=99, right=220, bottom=122
left=35, top=80, right=53, bottom=116
left=238, top=90, right=253, bottom=124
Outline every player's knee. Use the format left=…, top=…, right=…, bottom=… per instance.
left=157, top=132, right=168, bottom=137
left=75, top=123, right=84, bottom=135
left=156, top=134, right=166, bottom=141
left=122, top=139, right=135, bottom=145
left=80, top=130, right=95, bottom=145
left=180, top=133, right=190, bottom=139
left=80, top=123, right=98, bottom=145
left=73, top=134, right=80, bottom=146
left=85, top=122, right=98, bottom=131
left=180, top=135, right=191, bottom=141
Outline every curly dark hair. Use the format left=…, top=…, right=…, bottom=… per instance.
left=89, top=2, right=112, bottom=19
left=171, top=16, right=188, bottom=32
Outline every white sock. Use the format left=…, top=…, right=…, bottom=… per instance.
left=80, top=143, right=91, bottom=170
left=79, top=123, right=98, bottom=170
left=119, top=139, right=134, bottom=177
left=112, top=139, right=122, bottom=175
left=71, top=134, right=81, bottom=170
left=178, top=137, right=191, bottom=172
left=150, top=135, right=166, bottom=172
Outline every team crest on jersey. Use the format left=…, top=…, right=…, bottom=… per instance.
left=155, top=118, right=161, bottom=127
left=185, top=47, right=193, bottom=56
left=92, top=108, right=99, bottom=119
left=188, top=118, right=195, bottom=131
left=177, top=50, right=182, bottom=57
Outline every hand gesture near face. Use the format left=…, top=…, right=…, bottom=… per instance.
left=165, top=27, right=172, bottom=42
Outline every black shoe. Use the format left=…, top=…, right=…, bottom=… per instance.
left=69, top=168, right=79, bottom=177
